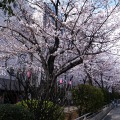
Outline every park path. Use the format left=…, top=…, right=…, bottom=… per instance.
left=103, top=106, right=120, bottom=120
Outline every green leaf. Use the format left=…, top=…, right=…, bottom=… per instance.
left=0, top=3, right=3, bottom=7
left=7, top=6, right=14, bottom=15
left=2, top=4, right=6, bottom=9
left=3, top=0, right=7, bottom=4
left=8, top=0, right=12, bottom=4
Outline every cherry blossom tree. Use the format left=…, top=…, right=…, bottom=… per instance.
left=0, top=0, right=120, bottom=100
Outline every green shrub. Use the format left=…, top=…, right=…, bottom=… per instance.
left=16, top=99, right=38, bottom=110
left=102, top=89, right=111, bottom=105
left=0, top=104, right=34, bottom=120
left=17, top=100, right=65, bottom=120
left=72, top=84, right=104, bottom=116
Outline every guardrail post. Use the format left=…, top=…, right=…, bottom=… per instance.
left=83, top=116, right=87, bottom=120
left=74, top=113, right=90, bottom=120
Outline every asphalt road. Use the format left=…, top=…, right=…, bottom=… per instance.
left=103, top=106, right=120, bottom=120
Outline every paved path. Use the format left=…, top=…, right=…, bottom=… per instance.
left=64, top=106, right=77, bottom=113
left=103, top=106, right=120, bottom=120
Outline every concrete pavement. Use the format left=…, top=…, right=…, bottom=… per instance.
left=103, top=106, right=120, bottom=120
left=64, top=106, right=78, bottom=113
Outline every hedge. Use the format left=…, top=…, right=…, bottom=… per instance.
left=0, top=104, right=34, bottom=120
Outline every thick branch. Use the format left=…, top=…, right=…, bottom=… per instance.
left=55, top=57, right=83, bottom=77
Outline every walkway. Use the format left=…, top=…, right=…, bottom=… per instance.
left=64, top=106, right=77, bottom=113
left=103, top=106, right=120, bottom=120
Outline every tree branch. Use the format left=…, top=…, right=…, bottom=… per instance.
left=55, top=57, right=83, bottom=77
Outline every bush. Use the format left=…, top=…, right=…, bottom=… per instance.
left=17, top=100, right=65, bottom=120
left=72, top=84, right=104, bottom=116
left=0, top=104, right=34, bottom=120
left=101, top=89, right=120, bottom=105
left=102, top=89, right=111, bottom=105
left=16, top=99, right=38, bottom=111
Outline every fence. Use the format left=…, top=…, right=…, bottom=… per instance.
left=74, top=103, right=114, bottom=120
left=74, top=113, right=90, bottom=120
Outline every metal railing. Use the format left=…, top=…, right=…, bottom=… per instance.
left=74, top=113, right=91, bottom=120
left=74, top=103, right=115, bottom=120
